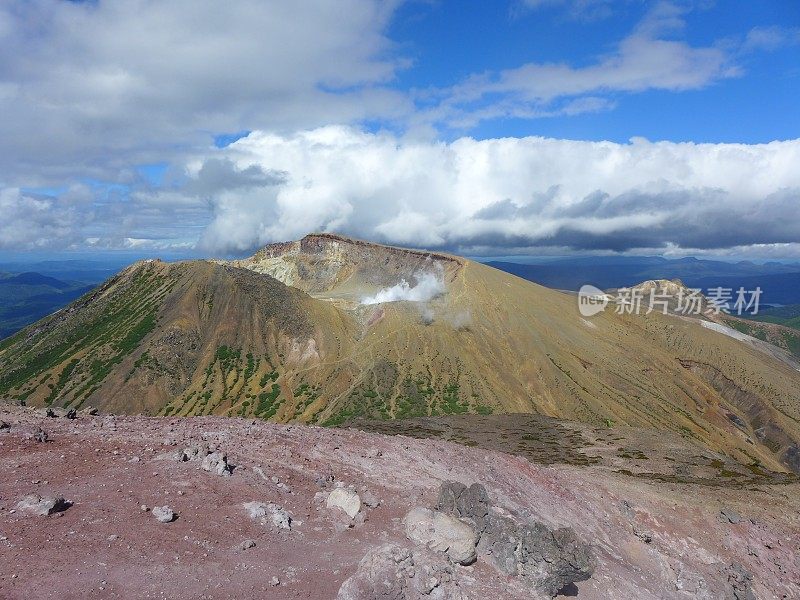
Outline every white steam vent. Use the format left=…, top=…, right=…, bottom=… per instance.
left=361, top=270, right=445, bottom=305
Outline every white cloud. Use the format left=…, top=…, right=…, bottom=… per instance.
left=0, top=188, right=86, bottom=250
left=0, top=1, right=795, bottom=256
left=514, top=0, right=620, bottom=21
left=743, top=26, right=800, bottom=53
left=423, top=2, right=738, bottom=130
left=190, top=126, right=800, bottom=256
left=0, top=0, right=409, bottom=184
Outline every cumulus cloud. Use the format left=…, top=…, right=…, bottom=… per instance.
left=361, top=269, right=446, bottom=305
left=0, top=187, right=90, bottom=250
left=0, top=0, right=409, bottom=184
left=188, top=126, right=800, bottom=257
left=0, top=0, right=780, bottom=189
left=0, top=1, right=795, bottom=256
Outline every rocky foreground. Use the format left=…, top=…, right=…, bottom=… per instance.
left=0, top=406, right=798, bottom=599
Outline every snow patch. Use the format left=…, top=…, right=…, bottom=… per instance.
left=700, top=320, right=752, bottom=342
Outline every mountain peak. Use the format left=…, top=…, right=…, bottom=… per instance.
left=239, top=233, right=462, bottom=300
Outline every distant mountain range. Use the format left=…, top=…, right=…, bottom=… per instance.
left=3, top=254, right=799, bottom=342
left=0, top=272, right=95, bottom=340
left=486, top=256, right=800, bottom=305
left=0, top=260, right=132, bottom=340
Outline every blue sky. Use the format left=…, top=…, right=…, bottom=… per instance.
left=0, top=0, right=798, bottom=260
left=387, top=0, right=799, bottom=142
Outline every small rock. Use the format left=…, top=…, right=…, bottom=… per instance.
left=364, top=447, right=382, bottom=458
left=252, top=466, right=269, bottom=481
left=727, top=563, right=755, bottom=600
left=141, top=505, right=150, bottom=512
left=361, top=490, right=380, bottom=508
left=243, top=501, right=292, bottom=530
left=201, top=451, right=233, bottom=476
left=32, top=428, right=48, bottom=443
left=620, top=499, right=636, bottom=520
left=16, top=494, right=71, bottom=516
left=152, top=506, right=175, bottom=523
left=719, top=508, right=742, bottom=525
left=270, top=577, right=280, bottom=586
left=354, top=512, right=367, bottom=528
left=0, top=420, right=10, bottom=430
left=177, top=445, right=208, bottom=462
left=633, top=527, right=653, bottom=544
left=236, top=539, right=256, bottom=551
left=315, top=471, right=335, bottom=487
left=65, top=408, right=77, bottom=420
left=327, top=488, right=361, bottom=519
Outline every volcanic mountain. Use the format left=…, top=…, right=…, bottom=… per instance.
left=2, top=234, right=800, bottom=474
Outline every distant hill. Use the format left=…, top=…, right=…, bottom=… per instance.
left=0, top=259, right=132, bottom=340
left=0, top=272, right=96, bottom=339
left=741, top=303, right=800, bottom=331
left=0, top=257, right=152, bottom=282
left=487, top=257, right=800, bottom=305
left=0, top=272, right=73, bottom=289
left=2, top=235, right=800, bottom=475
left=690, top=272, right=800, bottom=307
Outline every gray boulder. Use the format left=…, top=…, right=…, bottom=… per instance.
left=235, top=539, right=256, bottom=551
left=327, top=487, right=361, bottom=519
left=337, top=544, right=465, bottom=600
left=478, top=511, right=595, bottom=597
left=404, top=507, right=478, bottom=565
left=719, top=508, right=742, bottom=525
left=436, top=481, right=595, bottom=597
left=435, top=481, right=489, bottom=534
left=32, top=428, right=48, bottom=442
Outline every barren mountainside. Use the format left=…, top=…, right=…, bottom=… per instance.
left=2, top=234, right=800, bottom=475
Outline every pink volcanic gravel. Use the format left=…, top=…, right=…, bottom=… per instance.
left=0, top=405, right=798, bottom=599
